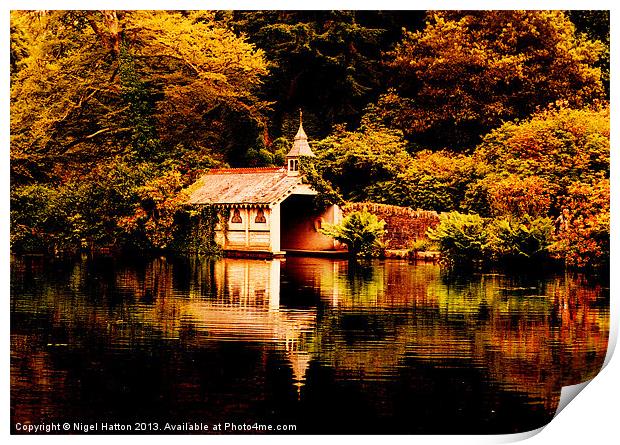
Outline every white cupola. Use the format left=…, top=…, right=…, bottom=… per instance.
left=286, top=110, right=316, bottom=176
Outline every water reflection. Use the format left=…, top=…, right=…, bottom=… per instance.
left=11, top=255, right=609, bottom=434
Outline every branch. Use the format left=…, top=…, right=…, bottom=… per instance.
left=59, top=127, right=132, bottom=153
left=58, top=89, right=99, bottom=123
left=136, top=45, right=202, bottom=77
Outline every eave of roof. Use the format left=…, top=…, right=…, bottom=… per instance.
left=185, top=167, right=305, bottom=206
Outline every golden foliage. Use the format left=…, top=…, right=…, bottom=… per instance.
left=383, top=11, right=605, bottom=144
left=10, top=11, right=268, bottom=174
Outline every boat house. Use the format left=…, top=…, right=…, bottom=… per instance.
left=186, top=117, right=344, bottom=257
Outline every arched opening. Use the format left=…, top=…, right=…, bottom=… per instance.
left=280, top=195, right=336, bottom=251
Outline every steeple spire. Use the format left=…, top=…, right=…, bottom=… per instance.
left=293, top=109, right=308, bottom=142
left=286, top=109, right=315, bottom=176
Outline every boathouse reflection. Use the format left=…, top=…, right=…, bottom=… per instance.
left=165, top=257, right=607, bottom=405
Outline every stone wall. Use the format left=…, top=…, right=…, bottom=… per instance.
left=343, top=202, right=440, bottom=250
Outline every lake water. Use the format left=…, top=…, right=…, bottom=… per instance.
left=11, top=255, right=609, bottom=434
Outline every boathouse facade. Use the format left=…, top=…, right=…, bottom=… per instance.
left=186, top=118, right=344, bottom=256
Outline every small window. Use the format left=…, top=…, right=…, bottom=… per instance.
left=231, top=208, right=242, bottom=223
left=289, top=159, right=299, bottom=172
left=255, top=208, right=266, bottom=223
left=313, top=217, right=323, bottom=232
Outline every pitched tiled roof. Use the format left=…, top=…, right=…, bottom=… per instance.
left=186, top=167, right=303, bottom=205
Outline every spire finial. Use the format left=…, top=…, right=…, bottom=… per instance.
left=294, top=109, right=307, bottom=141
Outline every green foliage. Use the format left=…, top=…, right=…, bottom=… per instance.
left=11, top=159, right=147, bottom=253
left=428, top=212, right=555, bottom=266
left=170, top=206, right=222, bottom=255
left=245, top=136, right=288, bottom=167
left=408, top=238, right=435, bottom=254
left=119, top=43, right=161, bottom=160
left=427, top=212, right=489, bottom=264
left=367, top=150, right=487, bottom=211
left=312, top=122, right=411, bottom=201
left=310, top=125, right=486, bottom=212
left=308, top=120, right=483, bottom=211
left=300, top=156, right=344, bottom=208
left=320, top=210, right=386, bottom=257
left=488, top=216, right=554, bottom=263
left=366, top=175, right=454, bottom=211
left=10, top=184, right=60, bottom=252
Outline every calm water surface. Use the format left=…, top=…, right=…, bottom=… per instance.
left=11, top=255, right=609, bottom=434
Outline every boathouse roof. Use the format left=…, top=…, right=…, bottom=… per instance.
left=186, top=167, right=305, bottom=206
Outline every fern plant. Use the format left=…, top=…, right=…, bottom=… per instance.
left=320, top=210, right=386, bottom=257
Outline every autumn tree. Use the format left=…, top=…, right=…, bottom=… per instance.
left=11, top=11, right=125, bottom=183
left=123, top=11, right=270, bottom=164
left=466, top=105, right=609, bottom=268
left=464, top=174, right=553, bottom=218
left=10, top=10, right=268, bottom=252
left=472, top=105, right=609, bottom=210
left=378, top=10, right=606, bottom=147
left=549, top=180, right=609, bottom=268
left=10, top=10, right=268, bottom=184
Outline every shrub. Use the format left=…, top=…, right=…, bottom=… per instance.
left=117, top=169, right=187, bottom=249
left=427, top=212, right=489, bottom=264
left=10, top=184, right=61, bottom=252
left=488, top=175, right=553, bottom=218
left=10, top=160, right=147, bottom=253
left=549, top=180, right=609, bottom=268
left=488, top=216, right=554, bottom=263
left=363, top=150, right=487, bottom=212
left=320, top=210, right=386, bottom=257
left=312, top=123, right=412, bottom=202
left=408, top=238, right=436, bottom=260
